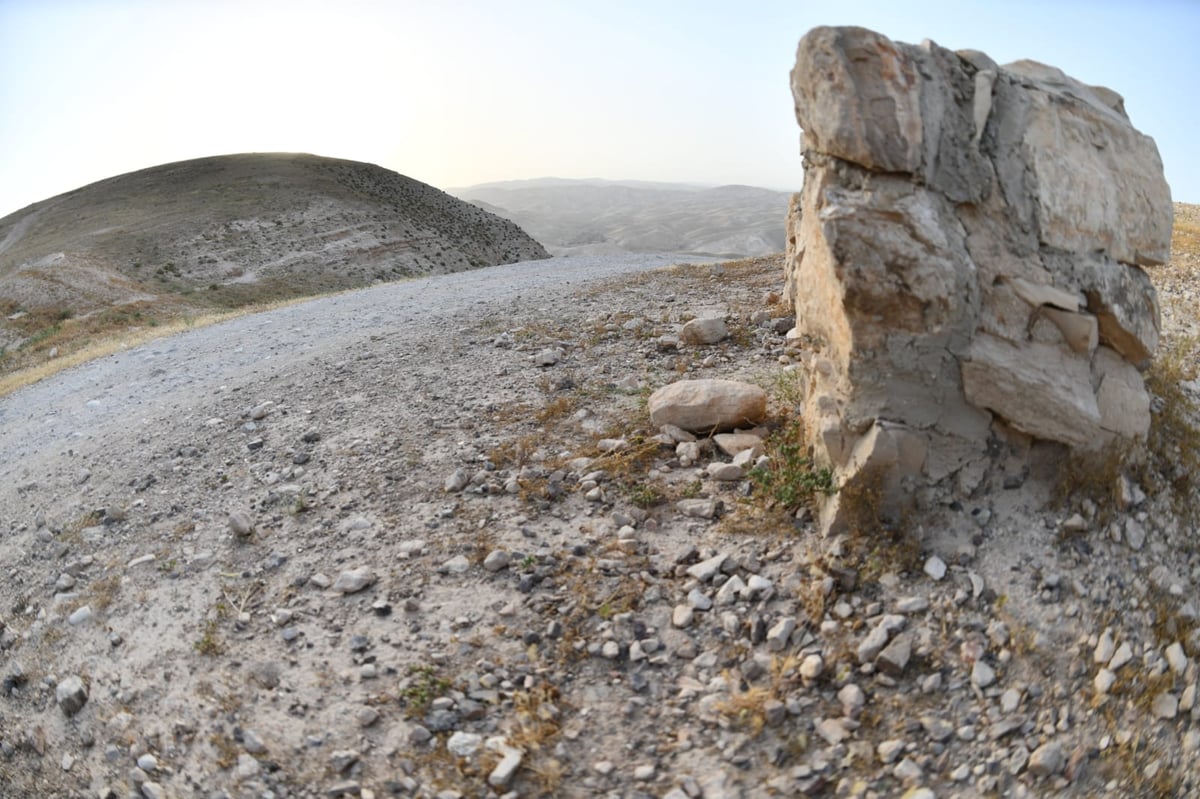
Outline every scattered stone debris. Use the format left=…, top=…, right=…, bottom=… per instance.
left=0, top=34, right=1196, bottom=799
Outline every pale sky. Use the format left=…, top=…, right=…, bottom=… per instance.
left=1, top=0, right=1196, bottom=219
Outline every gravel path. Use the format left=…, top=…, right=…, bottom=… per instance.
left=0, top=253, right=696, bottom=476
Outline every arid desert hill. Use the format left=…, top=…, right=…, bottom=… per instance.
left=0, top=153, right=548, bottom=373
left=451, top=178, right=793, bottom=257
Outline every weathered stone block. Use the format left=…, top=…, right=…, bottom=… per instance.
left=785, top=25, right=1170, bottom=530
left=648, top=379, right=767, bottom=433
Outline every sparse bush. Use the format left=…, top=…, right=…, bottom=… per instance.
left=748, top=418, right=836, bottom=512
left=400, top=664, right=453, bottom=719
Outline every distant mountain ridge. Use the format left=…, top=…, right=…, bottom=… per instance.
left=0, top=153, right=548, bottom=370
left=450, top=179, right=794, bottom=258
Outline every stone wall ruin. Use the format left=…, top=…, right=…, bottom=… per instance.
left=784, top=26, right=1174, bottom=530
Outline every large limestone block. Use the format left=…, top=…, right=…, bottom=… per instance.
left=1073, top=255, right=1160, bottom=366
left=648, top=380, right=767, bottom=433
left=961, top=335, right=1101, bottom=448
left=786, top=24, right=1169, bottom=529
left=1006, top=64, right=1173, bottom=266
left=1040, top=307, right=1099, bottom=355
left=1092, top=347, right=1151, bottom=439
left=793, top=27, right=991, bottom=202
left=792, top=173, right=977, bottom=378
left=791, top=27, right=923, bottom=173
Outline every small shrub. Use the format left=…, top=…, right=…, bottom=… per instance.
left=749, top=419, right=836, bottom=512
left=194, top=619, right=223, bottom=656
left=400, top=665, right=452, bottom=719
left=1143, top=333, right=1200, bottom=521
left=623, top=481, right=663, bottom=509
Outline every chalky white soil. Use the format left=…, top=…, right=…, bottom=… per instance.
left=1, top=249, right=1198, bottom=799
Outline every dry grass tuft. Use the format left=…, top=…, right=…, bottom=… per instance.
left=715, top=655, right=802, bottom=736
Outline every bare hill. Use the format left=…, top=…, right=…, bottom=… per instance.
left=451, top=178, right=793, bottom=258
left=0, top=153, right=548, bottom=373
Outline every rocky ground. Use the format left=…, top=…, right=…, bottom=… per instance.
left=1, top=239, right=1199, bottom=798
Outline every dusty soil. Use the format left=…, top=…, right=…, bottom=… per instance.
left=0, top=226, right=1199, bottom=799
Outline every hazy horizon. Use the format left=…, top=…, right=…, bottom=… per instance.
left=2, top=0, right=1197, bottom=219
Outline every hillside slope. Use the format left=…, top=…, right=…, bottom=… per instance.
left=0, top=153, right=548, bottom=371
left=451, top=178, right=792, bottom=258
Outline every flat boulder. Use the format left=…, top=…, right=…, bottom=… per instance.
left=648, top=380, right=767, bottom=433
left=679, top=317, right=729, bottom=345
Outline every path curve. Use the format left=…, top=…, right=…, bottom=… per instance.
left=0, top=253, right=696, bottom=480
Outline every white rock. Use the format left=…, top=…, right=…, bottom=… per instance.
left=713, top=432, right=763, bottom=456
left=1028, top=740, right=1065, bottom=777
left=858, top=623, right=892, bottom=664
left=534, top=348, right=561, bottom=366
left=877, top=739, right=905, bottom=764
left=1125, top=518, right=1147, bottom=550
left=676, top=441, right=701, bottom=464
left=235, top=753, right=261, bottom=780
left=687, top=588, right=713, bottom=611
left=487, top=738, right=523, bottom=788
left=816, top=718, right=849, bottom=744
left=444, top=468, right=470, bottom=493
left=243, top=729, right=268, bottom=754
left=706, top=462, right=744, bottom=481
left=1180, top=682, right=1196, bottom=712
left=661, top=424, right=696, bottom=442
left=676, top=498, right=718, bottom=519
left=924, top=555, right=947, bottom=581
left=686, top=553, right=728, bottom=582
left=482, top=550, right=511, bottom=572
left=679, top=317, right=728, bottom=345
left=1094, top=629, right=1115, bottom=664
left=971, top=660, right=997, bottom=688
left=331, top=567, right=376, bottom=594
left=799, top=654, right=824, bottom=682
left=1151, top=692, right=1178, bottom=720
left=1108, top=641, right=1134, bottom=671
left=893, top=757, right=922, bottom=782
left=446, top=731, right=482, bottom=757
left=767, top=617, right=796, bottom=651
left=743, top=574, right=773, bottom=600
left=1165, top=642, right=1188, bottom=674
left=633, top=764, right=656, bottom=781
left=838, top=683, right=866, bottom=715
left=228, top=510, right=255, bottom=538
left=715, top=575, right=747, bottom=605
left=440, top=555, right=470, bottom=575
left=1094, top=668, right=1117, bottom=694
left=648, top=379, right=767, bottom=433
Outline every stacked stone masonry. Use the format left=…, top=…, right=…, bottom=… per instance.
left=783, top=26, right=1173, bottom=528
